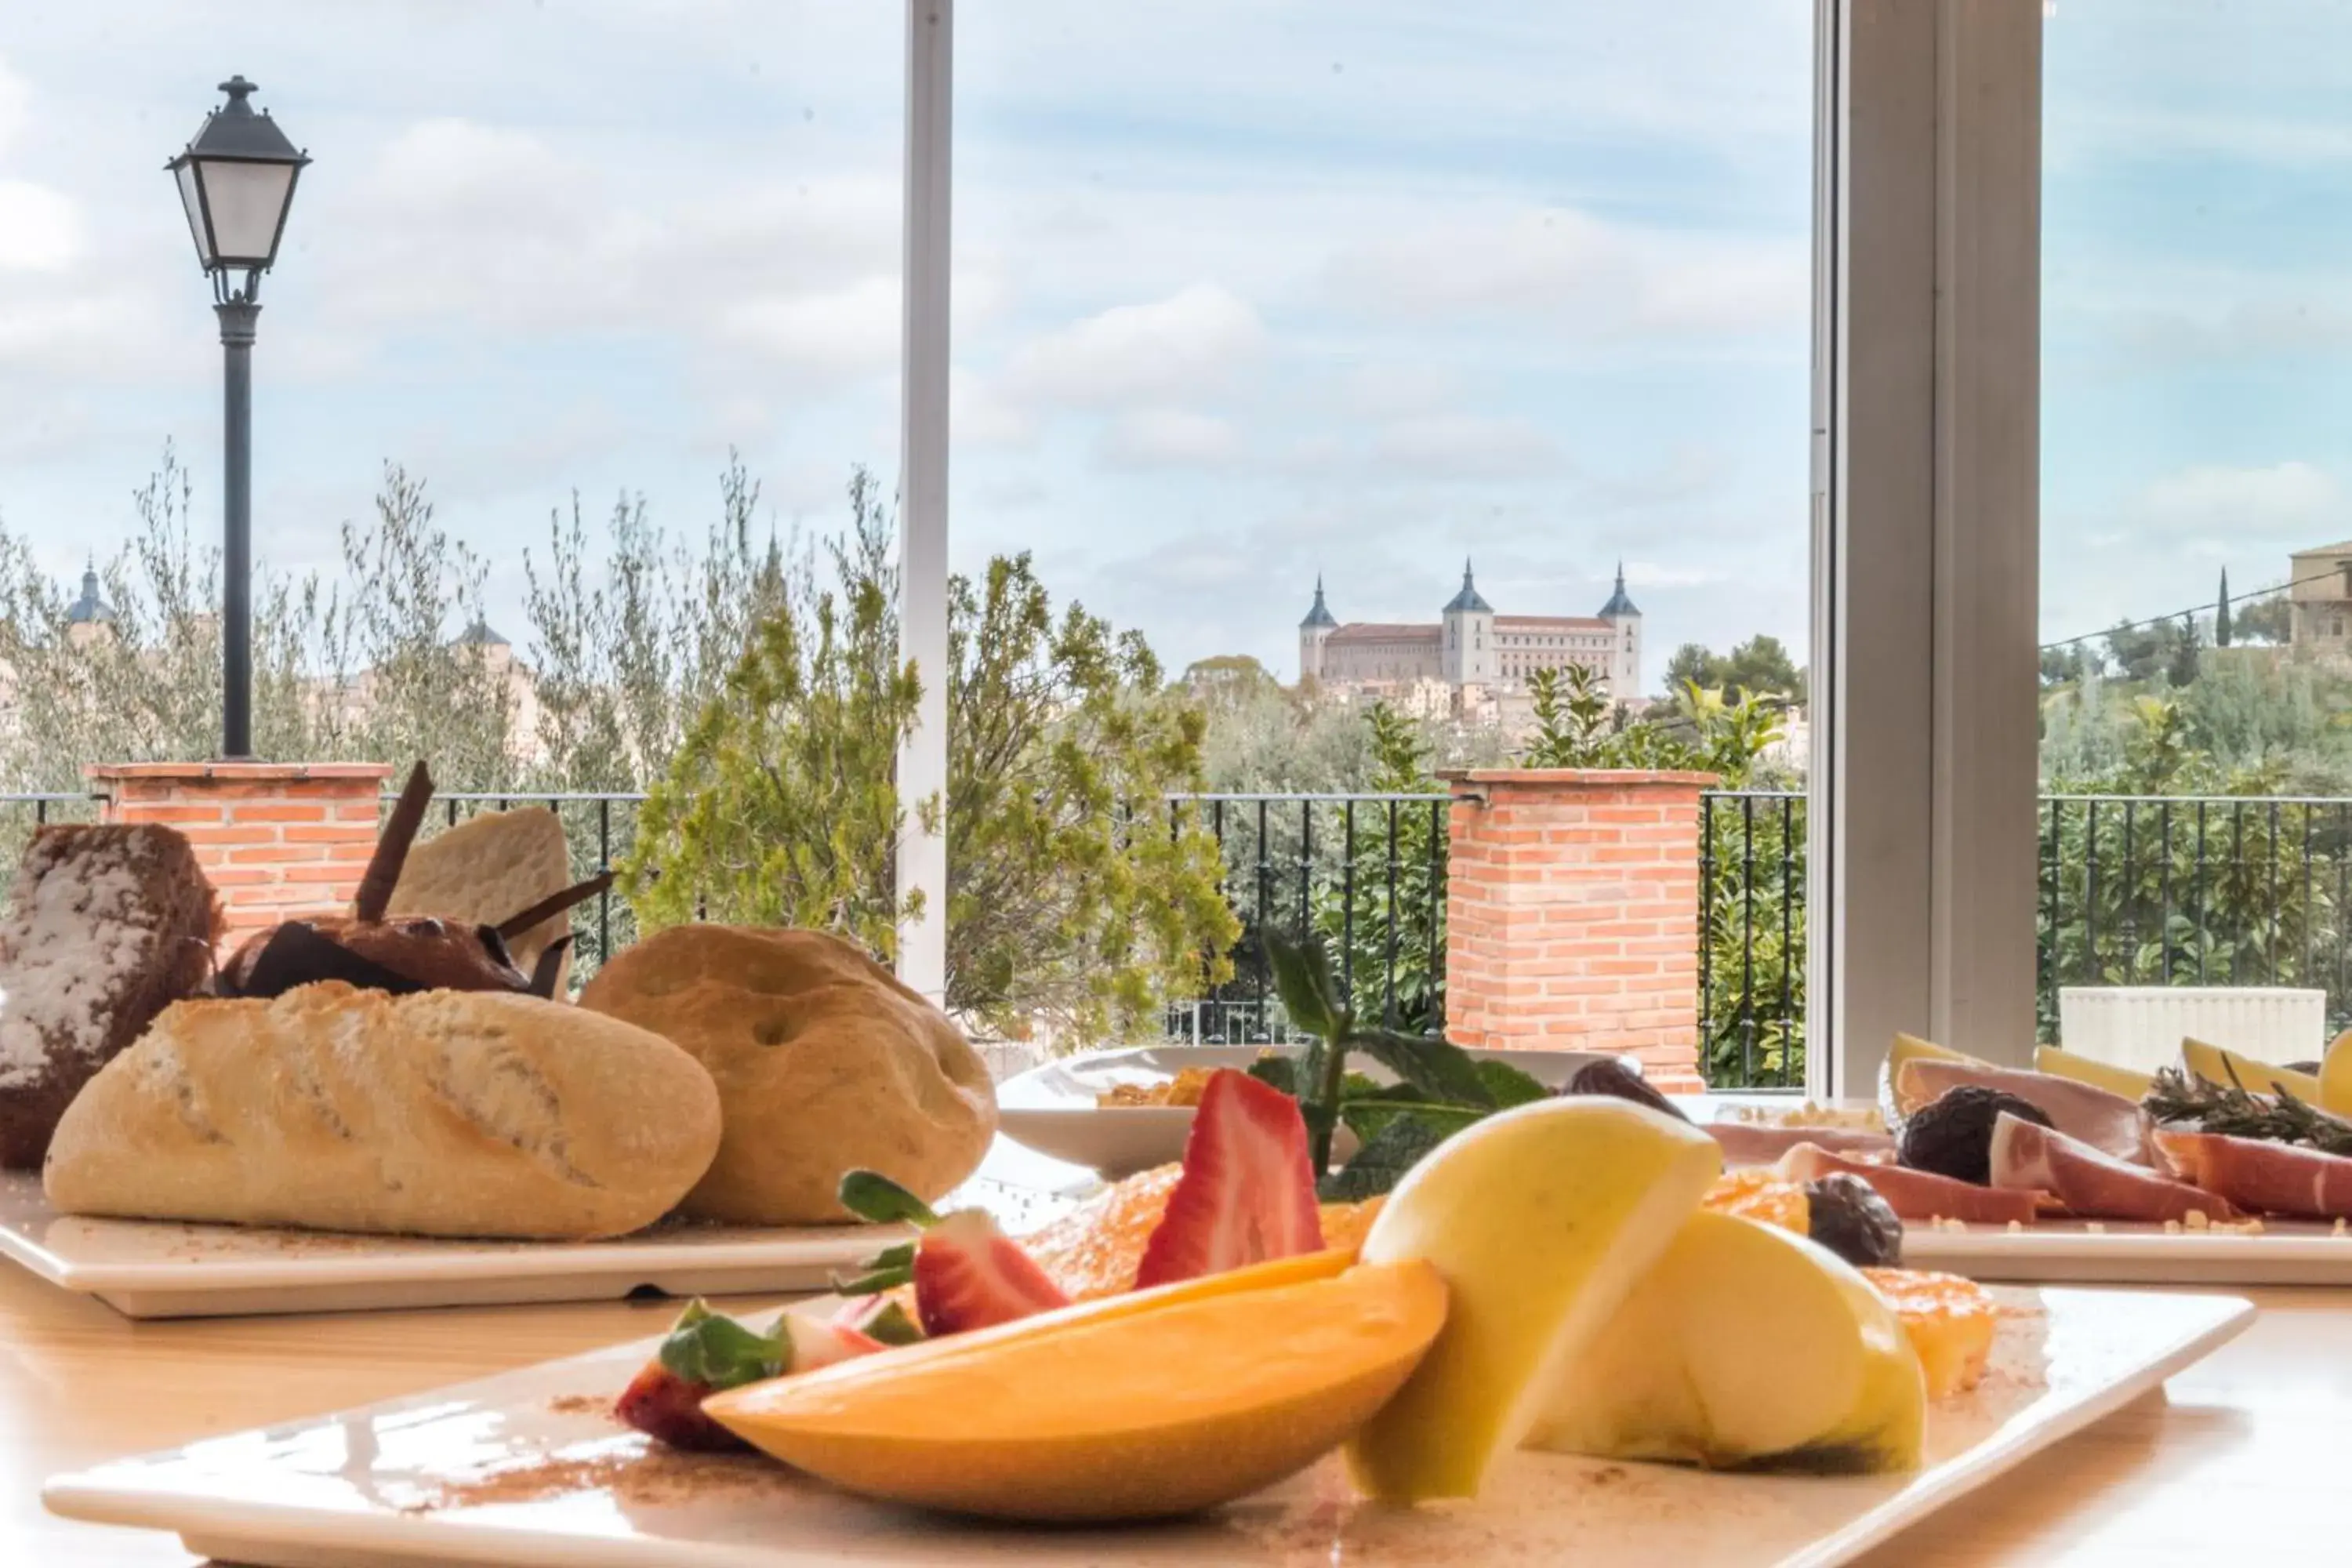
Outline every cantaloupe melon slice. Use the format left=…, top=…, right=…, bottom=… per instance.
left=705, top=1258, right=1443, bottom=1521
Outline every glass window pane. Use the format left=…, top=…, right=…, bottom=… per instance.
left=959, top=2, right=1817, bottom=1087
left=197, top=160, right=295, bottom=263
left=174, top=161, right=212, bottom=263
left=2042, top=0, right=2352, bottom=1057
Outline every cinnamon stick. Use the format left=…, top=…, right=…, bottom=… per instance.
left=355, top=760, right=434, bottom=922
left=496, top=871, right=615, bottom=941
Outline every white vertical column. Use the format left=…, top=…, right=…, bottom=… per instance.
left=895, top=0, right=953, bottom=1004
left=1810, top=0, right=2042, bottom=1094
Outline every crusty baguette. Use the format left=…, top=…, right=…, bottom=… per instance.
left=43, top=982, right=721, bottom=1240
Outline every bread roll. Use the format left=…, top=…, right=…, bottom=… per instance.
left=389, top=807, right=576, bottom=983
left=579, top=926, right=996, bottom=1225
left=44, top=982, right=721, bottom=1240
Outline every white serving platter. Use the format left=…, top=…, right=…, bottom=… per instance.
left=1904, top=1215, right=2352, bottom=1284
left=0, top=1172, right=901, bottom=1319
left=42, top=1284, right=2253, bottom=1568
left=997, top=1043, right=1624, bottom=1174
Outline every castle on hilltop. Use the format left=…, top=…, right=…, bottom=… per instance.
left=1298, top=561, right=1642, bottom=720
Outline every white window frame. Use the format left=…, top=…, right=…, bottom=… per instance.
left=894, top=0, right=2047, bottom=1071
left=1808, top=0, right=2042, bottom=1095
left=895, top=0, right=953, bottom=1002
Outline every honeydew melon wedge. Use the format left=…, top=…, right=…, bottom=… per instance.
left=1528, top=1210, right=1926, bottom=1474
left=2033, top=1045, right=2156, bottom=1102
left=1343, top=1098, right=1720, bottom=1504
left=2321, top=1029, right=2352, bottom=1117
left=2182, top=1037, right=2323, bottom=1102
left=1889, top=1032, right=1988, bottom=1072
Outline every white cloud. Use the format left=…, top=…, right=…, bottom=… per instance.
left=0, top=56, right=25, bottom=158
left=949, top=368, right=1036, bottom=449
left=1097, top=408, right=1241, bottom=470
left=1327, top=205, right=1806, bottom=338
left=1622, top=561, right=1725, bottom=590
left=2141, top=461, right=2341, bottom=534
left=1370, top=413, right=1560, bottom=479
left=0, top=180, right=82, bottom=271
left=1004, top=283, right=1265, bottom=406
left=723, top=275, right=899, bottom=374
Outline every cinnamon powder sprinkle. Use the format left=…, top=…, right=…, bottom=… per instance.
left=398, top=1442, right=798, bottom=1514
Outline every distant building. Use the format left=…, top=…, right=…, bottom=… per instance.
left=1298, top=562, right=1642, bottom=717
left=2289, top=540, right=2352, bottom=648
left=64, top=564, right=116, bottom=649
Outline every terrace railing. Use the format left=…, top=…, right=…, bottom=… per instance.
left=1160, top=793, right=1452, bottom=1046
left=44, top=778, right=2352, bottom=1089
left=2038, top=792, right=2352, bottom=1041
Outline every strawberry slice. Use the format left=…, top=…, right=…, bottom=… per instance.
left=835, top=1171, right=1072, bottom=1338
left=909, top=1208, right=1073, bottom=1337
left=615, top=1358, right=742, bottom=1453
left=614, top=1298, right=884, bottom=1451
left=1134, top=1067, right=1324, bottom=1288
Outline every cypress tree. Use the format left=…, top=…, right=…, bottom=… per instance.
left=2216, top=568, right=2233, bottom=648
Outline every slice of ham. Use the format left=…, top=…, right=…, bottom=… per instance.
left=1896, top=1058, right=2151, bottom=1165
left=1990, top=1112, right=2241, bottom=1224
left=1707, top=1121, right=1899, bottom=1167
left=1777, top=1142, right=2046, bottom=1225
left=2155, top=1130, right=2352, bottom=1220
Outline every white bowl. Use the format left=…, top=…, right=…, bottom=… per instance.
left=994, top=1043, right=1633, bottom=1176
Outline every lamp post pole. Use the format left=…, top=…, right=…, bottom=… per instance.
left=218, top=299, right=258, bottom=759
left=167, top=72, right=307, bottom=762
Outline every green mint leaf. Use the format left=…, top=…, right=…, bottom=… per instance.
left=1349, top=1028, right=1497, bottom=1108
left=1247, top=1054, right=1300, bottom=1096
left=657, top=1301, right=786, bottom=1391
left=1475, top=1058, right=1551, bottom=1108
left=845, top=1296, right=925, bottom=1346
left=1267, top=927, right=1346, bottom=1040
left=1338, top=1098, right=1486, bottom=1144
left=1319, top=1115, right=1454, bottom=1201
left=829, top=1240, right=916, bottom=1295
left=837, top=1171, right=939, bottom=1227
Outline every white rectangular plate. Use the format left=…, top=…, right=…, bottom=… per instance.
left=44, top=1286, right=2252, bottom=1568
left=999, top=1044, right=1624, bottom=1175
left=0, top=1173, right=898, bottom=1319
left=1904, top=1216, right=2352, bottom=1284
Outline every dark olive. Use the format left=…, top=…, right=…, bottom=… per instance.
left=1896, top=1085, right=2053, bottom=1185
left=1803, top=1173, right=1904, bottom=1267
left=1563, top=1058, right=1688, bottom=1123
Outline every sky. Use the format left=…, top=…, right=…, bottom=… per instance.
left=0, top=1, right=2330, bottom=694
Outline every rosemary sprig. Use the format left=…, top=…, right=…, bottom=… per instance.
left=2144, top=1065, right=2352, bottom=1156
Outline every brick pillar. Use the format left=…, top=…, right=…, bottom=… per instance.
left=1443, top=768, right=1715, bottom=1094
left=83, top=762, right=392, bottom=946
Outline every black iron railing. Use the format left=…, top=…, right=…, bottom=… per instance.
left=1700, top=790, right=1806, bottom=1090
left=58, top=776, right=2352, bottom=1090
left=2038, top=792, right=2352, bottom=1039
left=1161, top=793, right=1451, bottom=1045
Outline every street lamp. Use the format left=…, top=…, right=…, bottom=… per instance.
left=167, top=75, right=309, bottom=760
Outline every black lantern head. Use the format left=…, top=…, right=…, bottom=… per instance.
left=167, top=76, right=310, bottom=304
